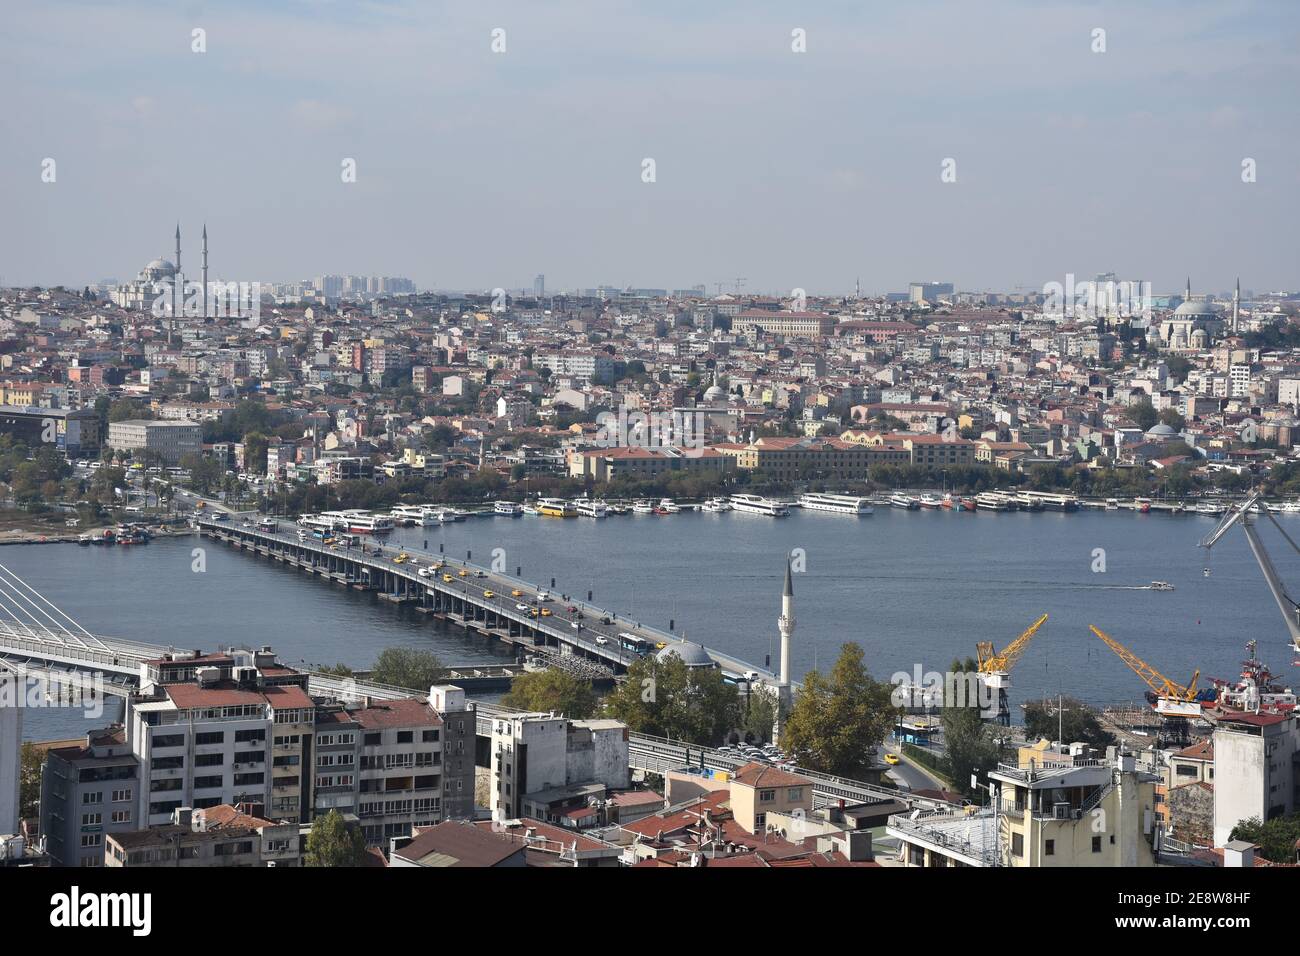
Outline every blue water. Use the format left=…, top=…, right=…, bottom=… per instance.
left=9, top=507, right=1298, bottom=741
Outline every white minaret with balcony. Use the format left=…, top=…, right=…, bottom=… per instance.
left=773, top=559, right=795, bottom=745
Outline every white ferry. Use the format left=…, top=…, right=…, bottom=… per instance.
left=632, top=499, right=655, bottom=514
left=889, top=494, right=919, bottom=510
left=918, top=494, right=943, bottom=510
left=391, top=505, right=439, bottom=527
left=522, top=503, right=541, bottom=516
left=975, top=492, right=1009, bottom=512
left=435, top=507, right=465, bottom=523
left=728, top=494, right=791, bottom=516
left=494, top=501, right=524, bottom=517
left=798, top=493, right=873, bottom=515
left=538, top=497, right=578, bottom=518
left=336, top=510, right=395, bottom=534
left=657, top=499, right=681, bottom=514
left=700, top=497, right=732, bottom=512
left=297, top=514, right=337, bottom=531
left=575, top=499, right=608, bottom=518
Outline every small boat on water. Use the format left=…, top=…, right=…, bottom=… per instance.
left=494, top=501, right=524, bottom=517
left=700, top=497, right=732, bottom=512
left=657, top=498, right=682, bottom=514
left=1149, top=580, right=1175, bottom=591
left=632, top=499, right=655, bottom=514
left=522, top=504, right=541, bottom=516
left=1135, top=497, right=1152, bottom=514
left=889, top=494, right=919, bottom=510
left=918, top=494, right=943, bottom=510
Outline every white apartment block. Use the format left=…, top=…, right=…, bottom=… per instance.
left=1212, top=712, right=1298, bottom=847
left=107, top=419, right=202, bottom=465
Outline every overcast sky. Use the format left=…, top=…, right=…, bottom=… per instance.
left=3, top=0, right=1298, bottom=296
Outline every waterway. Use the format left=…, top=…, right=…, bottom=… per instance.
left=10, top=507, right=1299, bottom=741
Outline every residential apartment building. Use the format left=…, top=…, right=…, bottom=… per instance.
left=105, top=804, right=299, bottom=867
left=39, top=726, right=139, bottom=867
left=107, top=418, right=202, bottom=465
left=490, top=713, right=630, bottom=822
left=1212, top=712, right=1298, bottom=847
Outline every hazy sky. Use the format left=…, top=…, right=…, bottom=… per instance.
left=4, top=0, right=1298, bottom=296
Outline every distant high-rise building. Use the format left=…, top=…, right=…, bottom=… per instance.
left=909, top=281, right=954, bottom=304
left=533, top=274, right=545, bottom=298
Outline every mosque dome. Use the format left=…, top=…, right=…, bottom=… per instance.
left=142, top=258, right=177, bottom=279
left=1174, top=298, right=1220, bottom=318
left=656, top=641, right=716, bottom=668
left=1145, top=422, right=1178, bottom=439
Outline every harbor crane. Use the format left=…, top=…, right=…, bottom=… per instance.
left=1200, top=491, right=1300, bottom=663
left=976, top=613, right=1049, bottom=725
left=1089, top=625, right=1201, bottom=746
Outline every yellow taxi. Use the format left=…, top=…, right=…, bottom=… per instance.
left=540, top=608, right=552, bottom=617
left=528, top=609, right=540, bottom=618
left=442, top=574, right=454, bottom=583
left=458, top=569, right=469, bottom=577
left=511, top=589, right=523, bottom=597
left=393, top=554, right=408, bottom=564
left=884, top=753, right=900, bottom=766
left=483, top=590, right=495, bottom=599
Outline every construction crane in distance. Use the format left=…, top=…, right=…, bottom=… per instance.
left=976, top=613, right=1049, bottom=725
left=1089, top=624, right=1201, bottom=746
left=1200, top=491, right=1300, bottom=663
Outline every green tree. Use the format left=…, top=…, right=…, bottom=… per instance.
left=20, top=742, right=42, bottom=819
left=315, top=663, right=355, bottom=677
left=1229, top=813, right=1300, bottom=864
left=502, top=669, right=597, bottom=718
left=370, top=647, right=445, bottom=691
left=304, top=810, right=368, bottom=867
left=1128, top=398, right=1158, bottom=430
left=940, top=658, right=1000, bottom=799
left=602, top=654, right=739, bottom=745
left=1022, top=697, right=1116, bottom=752
left=781, top=643, right=898, bottom=778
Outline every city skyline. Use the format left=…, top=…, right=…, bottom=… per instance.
left=4, top=1, right=1299, bottom=292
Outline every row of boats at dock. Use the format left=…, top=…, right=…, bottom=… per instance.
left=290, top=493, right=1300, bottom=534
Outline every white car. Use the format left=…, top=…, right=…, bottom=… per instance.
left=594, top=635, right=608, bottom=645
left=515, top=603, right=530, bottom=611
left=417, top=567, right=432, bottom=577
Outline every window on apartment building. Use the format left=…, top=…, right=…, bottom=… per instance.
left=82, top=791, right=102, bottom=805
left=235, top=730, right=265, bottom=744
left=758, top=789, right=775, bottom=803
left=195, top=732, right=224, bottom=746
left=152, top=734, right=185, bottom=748
left=151, top=755, right=184, bottom=771
left=194, top=775, right=223, bottom=790
left=195, top=753, right=224, bottom=767
left=80, top=834, right=102, bottom=848
left=787, top=788, right=802, bottom=801
left=364, top=733, right=381, bottom=746
left=397, top=731, right=414, bottom=744
left=1011, top=833, right=1024, bottom=857
left=423, top=729, right=439, bottom=742
left=1044, top=840, right=1054, bottom=856
left=111, top=789, right=131, bottom=802
left=1092, top=836, right=1102, bottom=853
left=111, top=810, right=130, bottom=824
left=81, top=813, right=102, bottom=826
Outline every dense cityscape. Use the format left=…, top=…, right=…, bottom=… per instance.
left=3, top=0, right=1296, bottom=937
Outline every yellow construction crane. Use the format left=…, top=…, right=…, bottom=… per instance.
left=1089, top=625, right=1201, bottom=745
left=976, top=613, right=1048, bottom=725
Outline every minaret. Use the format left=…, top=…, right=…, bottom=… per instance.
left=1184, top=276, right=1191, bottom=304
left=773, top=558, right=795, bottom=744
left=171, top=223, right=182, bottom=344
left=202, top=224, right=209, bottom=320
left=1232, top=277, right=1240, bottom=336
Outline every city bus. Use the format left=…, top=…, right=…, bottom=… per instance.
left=618, top=633, right=653, bottom=655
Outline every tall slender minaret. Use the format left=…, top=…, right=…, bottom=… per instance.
left=171, top=223, right=182, bottom=344
left=202, top=224, right=209, bottom=320
left=1232, top=277, right=1240, bottom=336
left=773, top=558, right=795, bottom=745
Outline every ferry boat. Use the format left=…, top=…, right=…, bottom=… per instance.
left=537, top=497, right=578, bottom=518
left=337, top=510, right=395, bottom=534
left=918, top=494, right=943, bottom=510
left=1105, top=498, right=1120, bottom=510
left=889, top=494, right=919, bottom=510
left=1195, top=501, right=1224, bottom=517
left=975, top=492, right=1009, bottom=512
left=1015, top=494, right=1045, bottom=512
left=632, top=499, right=655, bottom=514
left=700, top=497, right=732, bottom=512
left=799, top=493, right=873, bottom=515
left=391, top=505, right=439, bottom=526
left=657, top=499, right=681, bottom=514
left=494, top=501, right=524, bottom=517
left=575, top=499, right=608, bottom=518
left=728, top=494, right=791, bottom=516
left=1017, top=491, right=1077, bottom=512
left=606, top=502, right=631, bottom=515
left=297, top=513, right=339, bottom=532
left=1135, top=497, right=1152, bottom=514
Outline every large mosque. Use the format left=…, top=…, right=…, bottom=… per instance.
left=110, top=224, right=209, bottom=322
left=1159, top=278, right=1241, bottom=353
